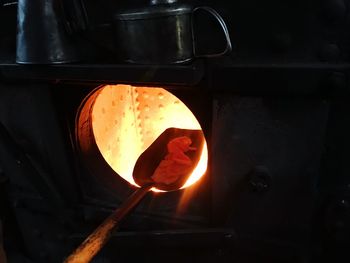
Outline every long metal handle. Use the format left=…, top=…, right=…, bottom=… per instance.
left=192, top=6, right=232, bottom=58
left=63, top=184, right=153, bottom=263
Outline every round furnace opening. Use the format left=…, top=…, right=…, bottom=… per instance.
left=77, top=84, right=208, bottom=191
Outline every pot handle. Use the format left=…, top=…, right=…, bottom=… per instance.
left=192, top=6, right=232, bottom=58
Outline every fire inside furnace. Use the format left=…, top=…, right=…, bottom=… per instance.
left=91, top=84, right=208, bottom=191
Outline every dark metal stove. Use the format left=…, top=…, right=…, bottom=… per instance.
left=1, top=0, right=350, bottom=263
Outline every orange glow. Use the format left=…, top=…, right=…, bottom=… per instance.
left=91, top=84, right=208, bottom=191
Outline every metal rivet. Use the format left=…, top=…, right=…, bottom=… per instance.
left=248, top=166, right=271, bottom=193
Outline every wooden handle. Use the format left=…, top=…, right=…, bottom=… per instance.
left=63, top=185, right=153, bottom=263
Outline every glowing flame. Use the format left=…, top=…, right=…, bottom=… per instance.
left=91, top=84, right=208, bottom=191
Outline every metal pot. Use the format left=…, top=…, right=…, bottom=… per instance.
left=113, top=0, right=232, bottom=64
left=16, top=0, right=79, bottom=64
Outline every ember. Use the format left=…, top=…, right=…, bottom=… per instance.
left=152, top=136, right=197, bottom=185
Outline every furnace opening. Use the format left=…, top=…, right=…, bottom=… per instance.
left=77, top=84, right=208, bottom=191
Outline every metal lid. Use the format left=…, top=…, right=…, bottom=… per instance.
left=114, top=4, right=192, bottom=20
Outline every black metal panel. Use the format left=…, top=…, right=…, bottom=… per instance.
left=0, top=62, right=205, bottom=86
left=211, top=96, right=329, bottom=248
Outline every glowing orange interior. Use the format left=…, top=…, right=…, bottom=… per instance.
left=91, top=84, right=208, bottom=191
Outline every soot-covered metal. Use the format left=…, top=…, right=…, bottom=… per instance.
left=0, top=0, right=350, bottom=262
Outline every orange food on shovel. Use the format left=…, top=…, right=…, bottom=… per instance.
left=151, top=136, right=197, bottom=185
left=133, top=128, right=205, bottom=191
